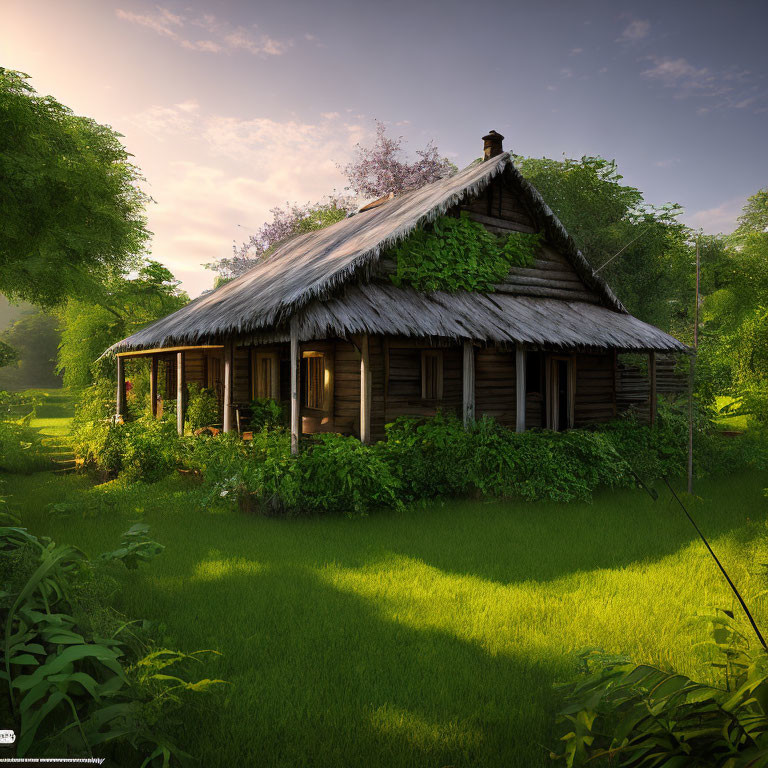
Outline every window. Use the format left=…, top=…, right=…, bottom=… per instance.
left=421, top=350, right=444, bottom=400
left=253, top=352, right=279, bottom=399
left=525, top=351, right=543, bottom=395
left=301, top=352, right=326, bottom=410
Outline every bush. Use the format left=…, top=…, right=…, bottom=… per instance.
left=0, top=525, right=224, bottom=763
left=553, top=610, right=768, bottom=767
left=184, top=429, right=400, bottom=516
left=186, top=383, right=219, bottom=430
left=0, top=390, right=48, bottom=473
left=249, top=397, right=284, bottom=430
left=382, top=414, right=634, bottom=503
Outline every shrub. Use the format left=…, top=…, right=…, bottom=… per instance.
left=0, top=525, right=224, bottom=763
left=185, top=383, right=219, bottom=430
left=380, top=412, right=474, bottom=499
left=553, top=610, right=768, bottom=767
left=184, top=429, right=400, bottom=516
left=249, top=397, right=284, bottom=430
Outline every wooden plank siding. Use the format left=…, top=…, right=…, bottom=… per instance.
left=573, top=353, right=615, bottom=426
left=475, top=347, right=516, bottom=428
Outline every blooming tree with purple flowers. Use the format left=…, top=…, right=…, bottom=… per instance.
left=210, top=121, right=455, bottom=281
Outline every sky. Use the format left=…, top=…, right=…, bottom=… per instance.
left=2, top=0, right=767, bottom=297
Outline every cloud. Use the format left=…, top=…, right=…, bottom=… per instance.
left=653, top=158, right=680, bottom=168
left=641, top=55, right=764, bottom=111
left=570, top=48, right=583, bottom=55
left=642, top=56, right=711, bottom=89
left=123, top=104, right=369, bottom=295
left=619, top=19, right=650, bottom=41
left=684, top=197, right=746, bottom=235
left=115, top=6, right=290, bottom=57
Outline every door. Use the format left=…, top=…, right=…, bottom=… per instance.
left=547, top=356, right=574, bottom=431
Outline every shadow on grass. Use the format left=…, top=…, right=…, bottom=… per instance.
left=124, top=564, right=560, bottom=768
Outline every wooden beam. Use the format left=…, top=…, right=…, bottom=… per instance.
left=649, top=351, right=657, bottom=426
left=462, top=340, right=475, bottom=427
left=176, top=351, right=185, bottom=436
left=116, top=344, right=224, bottom=358
left=290, top=317, right=300, bottom=455
left=222, top=341, right=233, bottom=434
left=516, top=344, right=526, bottom=433
left=150, top=356, right=158, bottom=418
left=116, top=355, right=126, bottom=419
left=360, top=333, right=371, bottom=444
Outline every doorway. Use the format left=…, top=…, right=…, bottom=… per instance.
left=548, top=356, right=574, bottom=431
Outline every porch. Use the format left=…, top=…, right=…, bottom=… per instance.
left=115, top=334, right=684, bottom=451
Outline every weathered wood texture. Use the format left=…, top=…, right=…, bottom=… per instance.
left=462, top=341, right=475, bottom=426
left=360, top=334, right=371, bottom=444
left=176, top=351, right=186, bottom=435
left=573, top=353, right=615, bottom=426
left=475, top=347, right=517, bottom=428
left=615, top=353, right=687, bottom=424
left=457, top=176, right=537, bottom=233
left=384, top=344, right=461, bottom=426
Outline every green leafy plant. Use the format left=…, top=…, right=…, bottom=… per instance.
left=185, top=384, right=219, bottom=431
left=553, top=609, right=768, bottom=767
left=248, top=397, right=284, bottom=430
left=388, top=212, right=540, bottom=293
left=0, top=525, right=224, bottom=764
left=100, top=524, right=165, bottom=570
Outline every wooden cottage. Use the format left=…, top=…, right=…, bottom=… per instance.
left=108, top=131, right=687, bottom=452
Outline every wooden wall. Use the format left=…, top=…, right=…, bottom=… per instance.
left=574, top=353, right=615, bottom=426
left=475, top=347, right=516, bottom=427
left=384, top=343, right=461, bottom=427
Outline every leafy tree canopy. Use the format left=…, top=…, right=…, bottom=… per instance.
left=0, top=68, right=150, bottom=307
left=514, top=155, right=691, bottom=332
left=0, top=340, right=18, bottom=368
left=58, top=260, right=188, bottom=389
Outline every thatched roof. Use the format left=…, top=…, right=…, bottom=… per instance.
left=109, top=152, right=684, bottom=354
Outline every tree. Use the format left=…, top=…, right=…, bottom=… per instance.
left=0, top=69, right=150, bottom=307
left=213, top=196, right=354, bottom=282
left=57, top=260, right=188, bottom=388
left=340, top=120, right=455, bottom=199
left=515, top=155, right=691, bottom=331
left=0, top=341, right=17, bottom=368
left=212, top=122, right=456, bottom=280
left=0, top=311, right=61, bottom=390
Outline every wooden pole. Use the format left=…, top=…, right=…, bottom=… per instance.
left=150, top=356, right=158, bottom=418
left=176, top=351, right=185, bottom=436
left=116, top=355, right=126, bottom=420
left=222, top=342, right=233, bottom=434
left=688, top=237, right=700, bottom=494
left=360, top=333, right=371, bottom=444
left=516, top=344, right=526, bottom=433
left=649, top=351, right=657, bottom=426
left=290, top=317, right=300, bottom=455
left=462, top=340, right=475, bottom=427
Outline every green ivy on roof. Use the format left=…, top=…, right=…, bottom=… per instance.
left=388, top=212, right=541, bottom=293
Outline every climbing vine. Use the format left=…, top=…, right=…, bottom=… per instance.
left=388, top=212, right=541, bottom=293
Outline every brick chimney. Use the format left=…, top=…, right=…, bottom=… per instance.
left=482, top=130, right=504, bottom=160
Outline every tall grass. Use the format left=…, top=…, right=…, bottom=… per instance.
left=5, top=468, right=766, bottom=767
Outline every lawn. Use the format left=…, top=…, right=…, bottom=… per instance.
left=3, top=456, right=767, bottom=766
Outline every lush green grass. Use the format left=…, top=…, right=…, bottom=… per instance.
left=715, top=395, right=748, bottom=431
left=3, top=467, right=767, bottom=767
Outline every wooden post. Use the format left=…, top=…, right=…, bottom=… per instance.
left=516, top=344, right=526, bottom=433
left=222, top=342, right=233, bottom=434
left=687, top=352, right=695, bottom=494
left=176, top=351, right=185, bottom=435
left=360, top=333, right=371, bottom=444
left=290, top=317, right=300, bottom=455
left=116, top=356, right=126, bottom=420
left=649, top=351, right=657, bottom=426
left=462, top=340, right=475, bottom=427
left=150, top=356, right=158, bottom=418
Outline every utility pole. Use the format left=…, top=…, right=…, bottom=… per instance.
left=688, top=237, right=700, bottom=494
